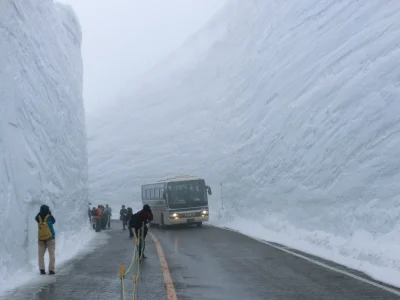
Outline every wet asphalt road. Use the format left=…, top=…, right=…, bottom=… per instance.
left=152, top=224, right=400, bottom=300
left=3, top=220, right=400, bottom=300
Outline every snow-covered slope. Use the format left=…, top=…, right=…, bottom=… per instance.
left=88, top=0, right=400, bottom=286
left=0, top=0, right=90, bottom=291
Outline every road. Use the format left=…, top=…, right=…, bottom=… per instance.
left=2, top=220, right=400, bottom=300
left=152, top=224, right=400, bottom=300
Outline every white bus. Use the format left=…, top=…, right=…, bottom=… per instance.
left=141, top=175, right=212, bottom=228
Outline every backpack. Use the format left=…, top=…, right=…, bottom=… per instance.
left=38, top=215, right=52, bottom=241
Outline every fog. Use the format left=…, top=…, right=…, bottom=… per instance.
left=60, top=0, right=228, bottom=114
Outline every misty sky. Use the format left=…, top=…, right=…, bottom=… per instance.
left=60, top=0, right=228, bottom=114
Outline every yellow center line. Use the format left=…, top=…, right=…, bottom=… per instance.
left=149, top=232, right=178, bottom=300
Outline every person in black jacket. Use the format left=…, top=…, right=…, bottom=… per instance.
left=127, top=207, right=134, bottom=238
left=88, top=202, right=92, bottom=223
left=129, top=205, right=153, bottom=259
left=120, top=205, right=128, bottom=230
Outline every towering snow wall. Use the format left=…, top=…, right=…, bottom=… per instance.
left=0, top=0, right=88, bottom=289
left=88, top=0, right=400, bottom=286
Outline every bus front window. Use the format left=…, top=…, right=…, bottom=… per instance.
left=167, top=181, right=208, bottom=209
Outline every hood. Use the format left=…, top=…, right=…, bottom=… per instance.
left=39, top=204, right=50, bottom=216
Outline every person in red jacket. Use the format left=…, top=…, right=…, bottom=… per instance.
left=130, top=204, right=153, bottom=258
left=95, top=205, right=103, bottom=232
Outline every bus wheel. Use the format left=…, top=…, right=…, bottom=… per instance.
left=197, top=222, right=202, bottom=227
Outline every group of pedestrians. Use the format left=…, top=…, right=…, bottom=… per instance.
left=89, top=204, right=112, bottom=232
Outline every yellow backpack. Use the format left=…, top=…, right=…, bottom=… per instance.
left=38, top=215, right=52, bottom=241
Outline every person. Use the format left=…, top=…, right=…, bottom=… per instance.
left=35, top=204, right=56, bottom=275
left=104, top=204, right=112, bottom=229
left=100, top=205, right=107, bottom=230
left=126, top=207, right=134, bottom=238
left=96, top=205, right=103, bottom=232
left=88, top=202, right=92, bottom=223
left=120, top=205, right=128, bottom=230
left=129, top=204, right=153, bottom=259
left=91, top=207, right=97, bottom=230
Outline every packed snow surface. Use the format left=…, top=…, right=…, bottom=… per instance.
left=88, top=0, right=400, bottom=287
left=0, top=0, right=92, bottom=293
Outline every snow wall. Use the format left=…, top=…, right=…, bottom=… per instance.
left=0, top=0, right=90, bottom=291
left=87, top=0, right=400, bottom=287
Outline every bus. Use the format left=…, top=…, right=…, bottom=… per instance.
left=141, top=175, right=212, bottom=228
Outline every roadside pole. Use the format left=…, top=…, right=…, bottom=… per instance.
left=220, top=181, right=224, bottom=210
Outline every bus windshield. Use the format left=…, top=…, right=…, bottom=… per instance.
left=166, top=180, right=208, bottom=209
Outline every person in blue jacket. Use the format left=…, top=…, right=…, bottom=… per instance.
left=35, top=204, right=56, bottom=275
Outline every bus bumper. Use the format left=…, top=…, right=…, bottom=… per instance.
left=166, top=215, right=209, bottom=225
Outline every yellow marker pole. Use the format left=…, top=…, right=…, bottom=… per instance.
left=120, top=265, right=126, bottom=300
left=132, top=274, right=137, bottom=300
left=120, top=265, right=125, bottom=279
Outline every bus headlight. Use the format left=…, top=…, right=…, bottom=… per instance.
left=201, top=210, right=208, bottom=215
left=170, top=213, right=178, bottom=218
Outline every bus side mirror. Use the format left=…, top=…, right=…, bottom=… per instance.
left=206, top=186, right=212, bottom=195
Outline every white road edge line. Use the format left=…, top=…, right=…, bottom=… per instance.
left=220, top=226, right=400, bottom=297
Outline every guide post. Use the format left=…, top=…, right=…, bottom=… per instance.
left=220, top=181, right=224, bottom=210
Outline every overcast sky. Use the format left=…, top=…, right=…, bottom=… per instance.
left=60, top=0, right=227, bottom=114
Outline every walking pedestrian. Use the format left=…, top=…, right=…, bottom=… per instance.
left=35, top=205, right=56, bottom=275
